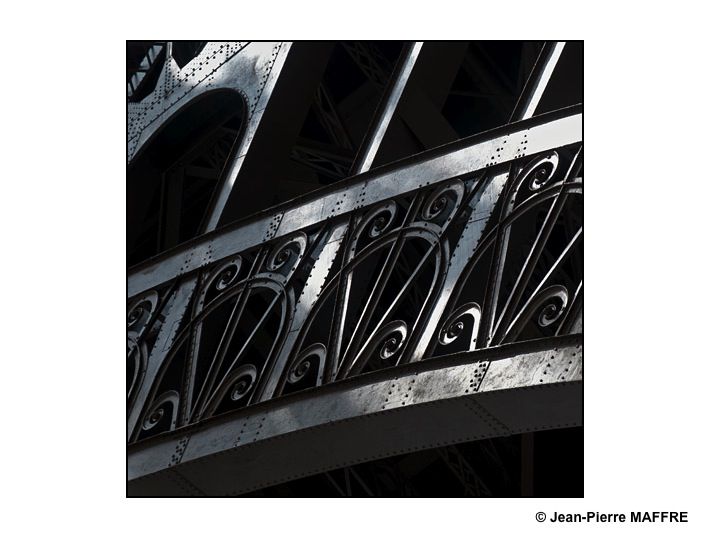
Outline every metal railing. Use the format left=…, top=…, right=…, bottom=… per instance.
left=127, top=105, right=583, bottom=443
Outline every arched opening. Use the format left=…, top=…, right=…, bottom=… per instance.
left=127, top=90, right=246, bottom=266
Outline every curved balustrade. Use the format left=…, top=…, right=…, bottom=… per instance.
left=127, top=106, right=583, bottom=452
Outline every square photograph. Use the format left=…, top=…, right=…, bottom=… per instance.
left=126, top=41, right=583, bottom=497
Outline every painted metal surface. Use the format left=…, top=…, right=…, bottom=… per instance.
left=126, top=145, right=582, bottom=448
left=128, top=335, right=581, bottom=494
left=127, top=41, right=583, bottom=491
left=511, top=41, right=566, bottom=121
left=127, top=41, right=292, bottom=233
left=128, top=106, right=582, bottom=297
left=352, top=42, right=424, bottom=174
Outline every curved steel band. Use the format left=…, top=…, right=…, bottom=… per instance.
left=128, top=106, right=582, bottom=298
left=129, top=334, right=582, bottom=495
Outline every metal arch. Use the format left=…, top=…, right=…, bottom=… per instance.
left=129, top=42, right=250, bottom=161
left=127, top=277, right=197, bottom=442
left=254, top=220, right=350, bottom=402
left=281, top=221, right=449, bottom=386
left=271, top=175, right=471, bottom=395
left=128, top=232, right=311, bottom=440
left=419, top=153, right=583, bottom=364
left=127, top=42, right=293, bottom=237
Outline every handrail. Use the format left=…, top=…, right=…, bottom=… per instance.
left=128, top=104, right=582, bottom=298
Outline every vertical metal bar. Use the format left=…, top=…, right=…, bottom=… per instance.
left=480, top=42, right=568, bottom=343
left=324, top=471, right=347, bottom=496
left=500, top=227, right=582, bottom=343
left=325, top=220, right=358, bottom=382
left=510, top=41, right=566, bottom=122
left=337, top=195, right=424, bottom=378
left=349, top=467, right=374, bottom=496
left=255, top=220, right=350, bottom=401
left=351, top=42, right=424, bottom=175
left=313, top=82, right=353, bottom=150
left=410, top=41, right=567, bottom=360
left=127, top=276, right=197, bottom=441
left=191, top=248, right=268, bottom=417
left=199, top=291, right=282, bottom=417
left=491, top=147, right=582, bottom=343
left=408, top=173, right=506, bottom=362
left=202, top=43, right=293, bottom=232
left=478, top=163, right=519, bottom=347
left=556, top=280, right=583, bottom=335
left=480, top=41, right=566, bottom=341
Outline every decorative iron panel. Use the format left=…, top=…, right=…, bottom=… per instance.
left=127, top=114, right=582, bottom=442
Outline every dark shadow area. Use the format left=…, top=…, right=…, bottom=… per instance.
left=214, top=42, right=407, bottom=227
left=371, top=41, right=544, bottom=167
left=535, top=41, right=583, bottom=115
left=442, top=41, right=544, bottom=136
left=127, top=90, right=246, bottom=266
left=127, top=41, right=166, bottom=103
left=171, top=41, right=208, bottom=69
left=245, top=427, right=583, bottom=497
left=279, top=42, right=405, bottom=191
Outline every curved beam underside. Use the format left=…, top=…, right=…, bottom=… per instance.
left=128, top=334, right=582, bottom=495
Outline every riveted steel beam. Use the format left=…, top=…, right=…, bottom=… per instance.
left=510, top=41, right=566, bottom=122
left=127, top=277, right=198, bottom=441
left=128, top=42, right=273, bottom=163
left=128, top=105, right=582, bottom=298
left=127, top=41, right=297, bottom=249
left=408, top=41, right=569, bottom=361
left=128, top=334, right=581, bottom=495
left=211, top=42, right=335, bottom=229
left=352, top=42, right=424, bottom=174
